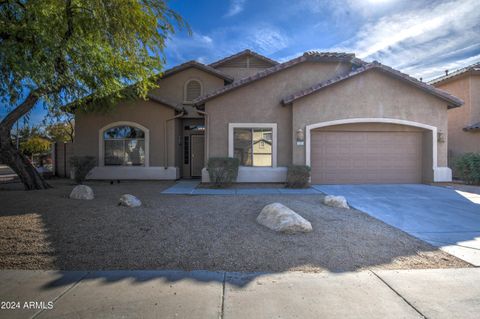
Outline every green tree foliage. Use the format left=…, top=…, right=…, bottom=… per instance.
left=43, top=108, right=75, bottom=142
left=20, top=136, right=51, bottom=157
left=0, top=0, right=187, bottom=189
left=455, top=153, right=480, bottom=185
left=46, top=122, right=74, bottom=142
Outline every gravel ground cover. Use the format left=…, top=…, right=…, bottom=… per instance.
left=0, top=179, right=470, bottom=272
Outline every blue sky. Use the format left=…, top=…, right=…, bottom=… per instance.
left=2, top=0, right=480, bottom=126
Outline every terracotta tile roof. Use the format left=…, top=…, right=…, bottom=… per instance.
left=162, top=60, right=234, bottom=83
left=147, top=94, right=185, bottom=112
left=209, top=49, right=279, bottom=68
left=282, top=61, right=463, bottom=109
left=429, top=62, right=480, bottom=85
left=463, top=122, right=480, bottom=131
left=194, top=52, right=363, bottom=105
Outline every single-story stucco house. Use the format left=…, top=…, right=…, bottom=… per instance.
left=429, top=62, right=480, bottom=164
left=72, top=49, right=463, bottom=184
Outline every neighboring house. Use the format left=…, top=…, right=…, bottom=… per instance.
left=429, top=63, right=480, bottom=165
left=72, top=49, right=463, bottom=184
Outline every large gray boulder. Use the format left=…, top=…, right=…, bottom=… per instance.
left=323, top=195, right=349, bottom=209
left=69, top=185, right=94, bottom=200
left=257, top=203, right=312, bottom=234
left=119, top=194, right=142, bottom=207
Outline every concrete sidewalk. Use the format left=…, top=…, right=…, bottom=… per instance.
left=162, top=181, right=322, bottom=195
left=1, top=268, right=479, bottom=319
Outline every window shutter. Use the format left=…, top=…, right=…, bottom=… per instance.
left=186, top=80, right=202, bottom=102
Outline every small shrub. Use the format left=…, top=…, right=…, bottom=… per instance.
left=207, top=157, right=239, bottom=188
left=286, top=165, right=311, bottom=188
left=69, top=156, right=96, bottom=184
left=455, top=153, right=480, bottom=185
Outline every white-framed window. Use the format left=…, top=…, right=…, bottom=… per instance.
left=184, top=79, right=203, bottom=103
left=99, top=121, right=150, bottom=167
left=228, top=123, right=277, bottom=167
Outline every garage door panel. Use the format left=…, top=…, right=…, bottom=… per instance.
left=311, top=131, right=423, bottom=184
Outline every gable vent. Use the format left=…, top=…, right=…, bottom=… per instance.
left=185, top=80, right=202, bottom=102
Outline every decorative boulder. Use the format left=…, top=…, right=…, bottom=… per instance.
left=69, top=185, right=94, bottom=200
left=257, top=203, right=312, bottom=234
left=119, top=194, right=142, bottom=207
left=323, top=195, right=349, bottom=209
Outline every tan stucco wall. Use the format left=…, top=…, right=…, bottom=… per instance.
left=316, top=123, right=424, bottom=132
left=74, top=99, right=177, bottom=167
left=435, top=75, right=480, bottom=159
left=471, top=76, right=480, bottom=121
left=74, top=66, right=225, bottom=170
left=151, top=67, right=225, bottom=104
left=205, top=61, right=352, bottom=166
left=292, top=70, right=450, bottom=167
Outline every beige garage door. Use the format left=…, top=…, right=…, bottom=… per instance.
left=311, top=131, right=423, bottom=184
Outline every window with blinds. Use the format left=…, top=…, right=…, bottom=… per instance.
left=185, top=80, right=202, bottom=102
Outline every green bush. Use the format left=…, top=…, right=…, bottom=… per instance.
left=69, top=156, right=96, bottom=184
left=286, top=165, right=311, bottom=188
left=455, top=153, right=480, bottom=185
left=207, top=157, right=239, bottom=188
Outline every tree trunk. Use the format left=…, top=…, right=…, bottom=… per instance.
left=0, top=91, right=51, bottom=190
left=0, top=135, right=50, bottom=190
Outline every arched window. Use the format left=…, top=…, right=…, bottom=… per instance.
left=103, top=125, right=146, bottom=166
left=184, top=79, right=202, bottom=103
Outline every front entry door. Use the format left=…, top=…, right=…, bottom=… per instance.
left=190, top=135, right=205, bottom=177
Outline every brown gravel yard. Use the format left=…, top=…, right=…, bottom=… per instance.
left=0, top=179, right=470, bottom=272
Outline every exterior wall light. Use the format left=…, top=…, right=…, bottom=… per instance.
left=437, top=132, right=445, bottom=143
left=296, top=129, right=305, bottom=146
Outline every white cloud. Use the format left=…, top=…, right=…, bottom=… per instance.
left=224, top=0, right=246, bottom=17
left=251, top=27, right=289, bottom=53
left=165, top=23, right=289, bottom=67
left=330, top=0, right=480, bottom=79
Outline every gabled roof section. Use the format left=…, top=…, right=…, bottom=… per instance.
left=463, top=122, right=480, bottom=132
left=429, top=62, right=480, bottom=85
left=209, top=49, right=279, bottom=68
left=282, top=61, right=463, bottom=109
left=147, top=93, right=184, bottom=112
left=194, top=52, right=363, bottom=105
left=162, top=60, right=234, bottom=83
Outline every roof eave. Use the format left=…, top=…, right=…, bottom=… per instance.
left=209, top=49, right=279, bottom=68
left=161, top=61, right=234, bottom=83
left=147, top=93, right=184, bottom=112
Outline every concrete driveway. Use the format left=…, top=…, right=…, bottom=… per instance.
left=313, top=184, right=480, bottom=266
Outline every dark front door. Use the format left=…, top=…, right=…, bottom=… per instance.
left=190, top=134, right=204, bottom=177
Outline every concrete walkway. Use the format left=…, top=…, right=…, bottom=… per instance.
left=162, top=180, right=322, bottom=195
left=1, top=268, right=479, bottom=319
left=314, top=184, right=480, bottom=266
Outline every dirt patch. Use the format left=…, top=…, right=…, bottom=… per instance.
left=0, top=179, right=470, bottom=272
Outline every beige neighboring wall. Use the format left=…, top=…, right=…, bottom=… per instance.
left=435, top=75, right=480, bottom=159
left=151, top=68, right=225, bottom=104
left=74, top=99, right=177, bottom=167
left=291, top=69, right=450, bottom=169
left=205, top=61, right=352, bottom=166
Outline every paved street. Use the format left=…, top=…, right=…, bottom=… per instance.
left=1, top=268, right=479, bottom=318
